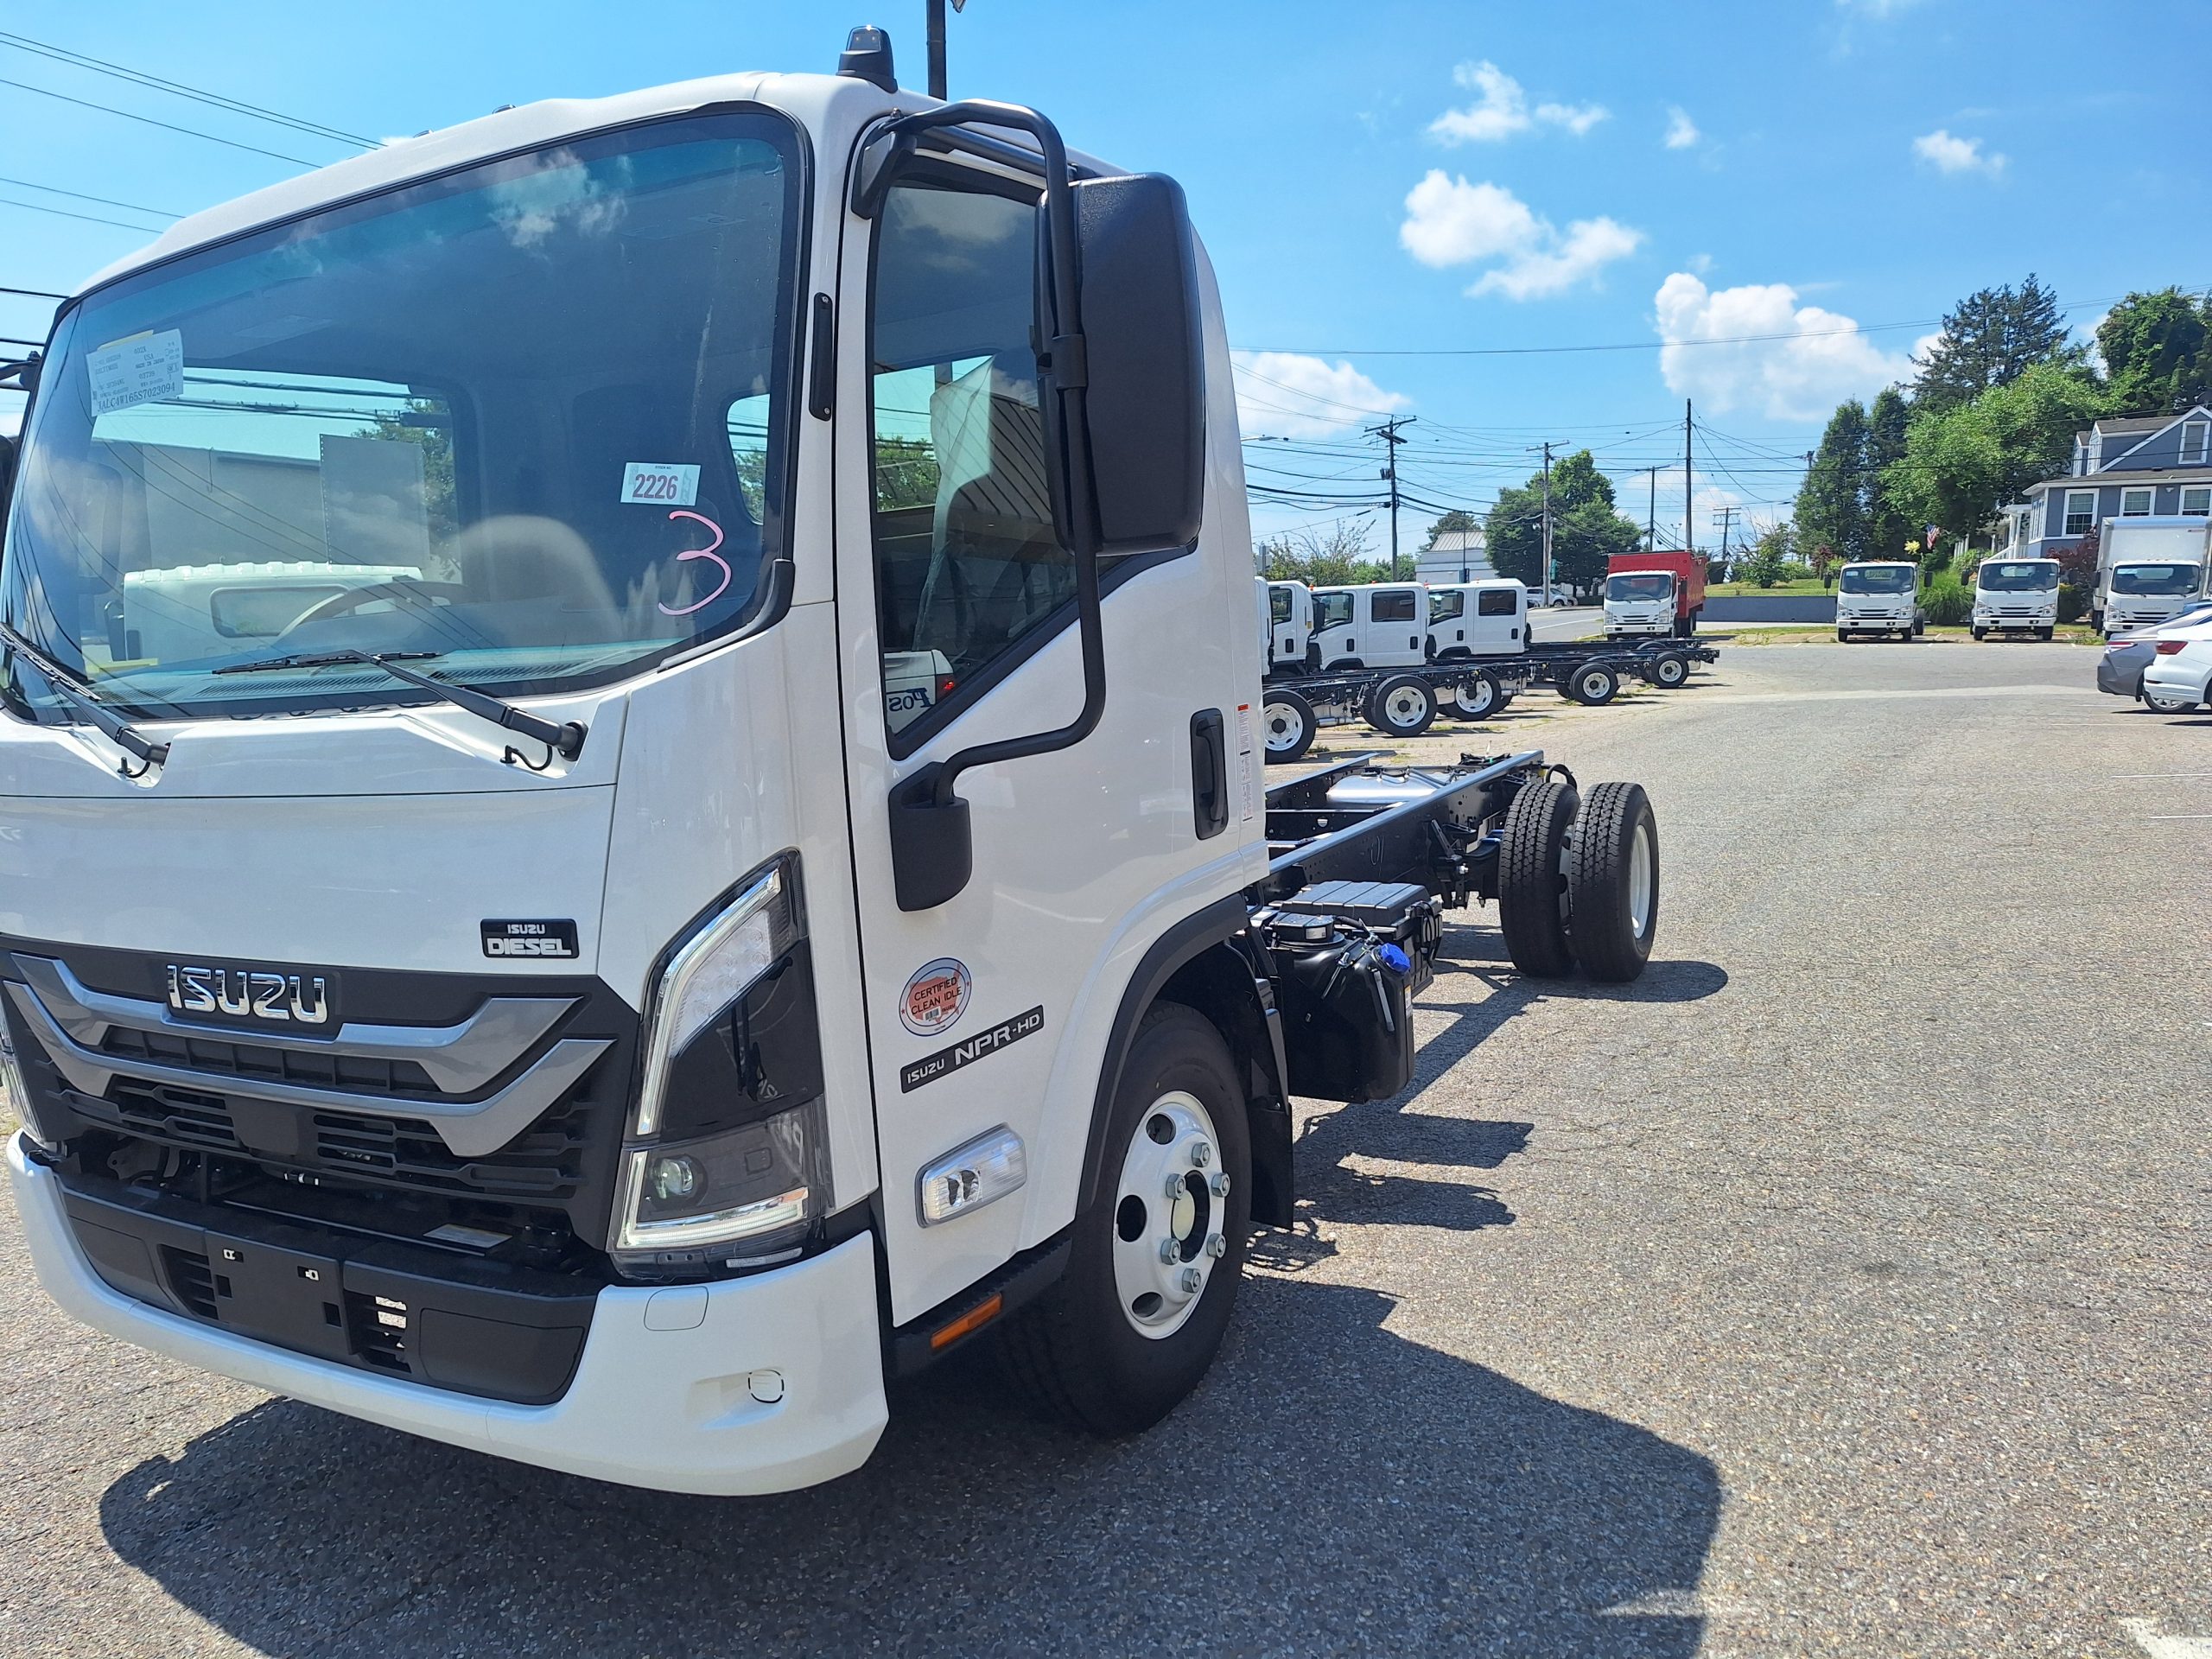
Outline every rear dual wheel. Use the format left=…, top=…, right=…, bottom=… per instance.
left=1497, top=777, right=1659, bottom=982
left=1365, top=674, right=1436, bottom=738
left=1646, top=652, right=1690, bottom=689
left=1564, top=664, right=1620, bottom=706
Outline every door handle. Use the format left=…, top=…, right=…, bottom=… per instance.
left=1189, top=709, right=1228, bottom=840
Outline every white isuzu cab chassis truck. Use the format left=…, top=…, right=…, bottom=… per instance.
left=0, top=32, right=1664, bottom=1495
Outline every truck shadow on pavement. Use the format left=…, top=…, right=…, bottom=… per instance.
left=97, top=1278, right=1721, bottom=1659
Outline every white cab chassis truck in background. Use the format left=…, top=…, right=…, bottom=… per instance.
left=0, top=35, right=1669, bottom=1496
left=1972, top=556, right=2061, bottom=639
left=1834, top=561, right=1923, bottom=642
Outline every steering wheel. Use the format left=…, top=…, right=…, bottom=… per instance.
left=273, top=577, right=472, bottom=644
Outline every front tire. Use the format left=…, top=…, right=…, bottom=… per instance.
left=1449, top=667, right=1502, bottom=720
left=1497, top=777, right=1578, bottom=978
left=2037, top=626, right=2056, bottom=642
left=1566, top=663, right=1620, bottom=706
left=1366, top=673, right=1436, bottom=738
left=1000, top=1004, right=1250, bottom=1436
left=1647, top=652, right=1690, bottom=688
left=1566, top=781, right=1658, bottom=983
left=1262, top=687, right=1316, bottom=765
left=1971, top=626, right=1986, bottom=640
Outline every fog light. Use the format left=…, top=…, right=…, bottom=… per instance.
left=649, top=1154, right=704, bottom=1204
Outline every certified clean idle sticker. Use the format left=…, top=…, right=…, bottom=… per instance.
left=899, top=957, right=971, bottom=1037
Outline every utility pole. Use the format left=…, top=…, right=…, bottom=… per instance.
left=1368, top=416, right=1416, bottom=579
left=1712, top=505, right=1738, bottom=572
left=925, top=0, right=963, bottom=99
left=1682, top=397, right=1694, bottom=559
left=1541, top=441, right=1554, bottom=598
left=1645, top=466, right=1657, bottom=551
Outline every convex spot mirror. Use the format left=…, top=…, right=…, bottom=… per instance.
left=1040, top=173, right=1205, bottom=559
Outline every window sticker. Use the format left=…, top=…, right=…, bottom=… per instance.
left=620, top=461, right=700, bottom=505
left=86, top=329, right=184, bottom=416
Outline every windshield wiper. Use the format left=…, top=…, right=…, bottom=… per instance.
left=0, top=620, right=169, bottom=773
left=216, top=648, right=587, bottom=760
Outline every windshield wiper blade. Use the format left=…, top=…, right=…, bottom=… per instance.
left=216, top=648, right=587, bottom=760
left=0, top=619, right=169, bottom=772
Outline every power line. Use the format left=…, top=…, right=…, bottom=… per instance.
left=0, top=192, right=163, bottom=233
left=0, top=75, right=321, bottom=168
left=0, top=175, right=180, bottom=219
left=0, top=284, right=66, bottom=300
left=0, top=31, right=376, bottom=148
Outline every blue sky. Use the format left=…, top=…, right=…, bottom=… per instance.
left=4, top=0, right=2209, bottom=556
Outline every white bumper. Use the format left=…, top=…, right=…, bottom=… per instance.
left=8, top=1135, right=888, bottom=1495
left=1606, top=613, right=1673, bottom=635
left=2143, top=657, right=2211, bottom=703
left=1838, top=613, right=1910, bottom=629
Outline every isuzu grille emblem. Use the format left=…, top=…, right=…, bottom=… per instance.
left=166, top=965, right=331, bottom=1027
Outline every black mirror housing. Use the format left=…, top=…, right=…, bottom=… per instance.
left=1042, top=174, right=1205, bottom=557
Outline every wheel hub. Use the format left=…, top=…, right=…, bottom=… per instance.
left=1110, top=1090, right=1227, bottom=1340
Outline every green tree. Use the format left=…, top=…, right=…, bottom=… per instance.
left=1482, top=449, right=1639, bottom=596
left=1255, top=521, right=1389, bottom=587
left=1885, top=361, right=2114, bottom=540
left=1742, top=523, right=1794, bottom=588
left=1865, top=387, right=1914, bottom=559
left=1421, top=508, right=1478, bottom=548
left=2096, top=288, right=2212, bottom=415
left=1913, top=274, right=2077, bottom=413
left=1798, top=399, right=1871, bottom=565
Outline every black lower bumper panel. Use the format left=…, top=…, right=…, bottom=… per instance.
left=57, top=1173, right=599, bottom=1405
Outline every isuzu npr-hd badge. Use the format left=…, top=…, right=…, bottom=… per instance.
left=899, top=957, right=971, bottom=1037
left=900, top=1006, right=1046, bottom=1093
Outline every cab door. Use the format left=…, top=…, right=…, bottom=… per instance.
left=830, top=153, right=1260, bottom=1324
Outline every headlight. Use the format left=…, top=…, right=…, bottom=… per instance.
left=613, top=855, right=828, bottom=1274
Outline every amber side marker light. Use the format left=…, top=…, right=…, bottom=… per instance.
left=930, top=1293, right=1004, bottom=1351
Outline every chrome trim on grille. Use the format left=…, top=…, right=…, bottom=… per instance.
left=4, top=981, right=610, bottom=1160
left=13, top=957, right=574, bottom=1093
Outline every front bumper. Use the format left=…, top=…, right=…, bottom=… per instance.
left=1838, top=613, right=1911, bottom=630
left=1606, top=616, right=1673, bottom=635
left=9, top=1133, right=888, bottom=1495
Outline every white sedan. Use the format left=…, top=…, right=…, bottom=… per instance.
left=2139, top=617, right=2212, bottom=712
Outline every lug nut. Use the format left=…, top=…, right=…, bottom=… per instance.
left=1209, top=1172, right=1231, bottom=1198
left=1159, top=1239, right=1180, bottom=1264
left=1166, top=1173, right=1188, bottom=1198
left=1180, top=1267, right=1204, bottom=1294
left=1190, top=1140, right=1213, bottom=1169
left=1205, top=1233, right=1227, bottom=1259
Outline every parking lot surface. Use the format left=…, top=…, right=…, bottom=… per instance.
left=3, top=641, right=2206, bottom=1656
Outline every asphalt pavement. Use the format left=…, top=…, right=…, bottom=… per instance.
left=3, top=640, right=2208, bottom=1656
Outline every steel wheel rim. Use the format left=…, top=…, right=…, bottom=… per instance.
left=1657, top=657, right=1685, bottom=685
left=1384, top=686, right=1425, bottom=727
left=1460, top=678, right=1494, bottom=716
left=1580, top=670, right=1610, bottom=700
left=1264, top=702, right=1305, bottom=753
left=1110, top=1090, right=1226, bottom=1341
left=1628, top=819, right=1654, bottom=939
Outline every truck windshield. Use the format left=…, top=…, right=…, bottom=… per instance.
left=2110, top=563, right=2200, bottom=595
left=1607, top=574, right=1672, bottom=601
left=1840, top=566, right=1914, bottom=594
left=1977, top=561, right=2058, bottom=593
left=2, top=111, right=801, bottom=720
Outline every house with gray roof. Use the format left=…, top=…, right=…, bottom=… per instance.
left=1414, top=524, right=1495, bottom=583
left=2002, top=407, right=2212, bottom=556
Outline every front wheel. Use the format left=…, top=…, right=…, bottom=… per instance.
left=1567, top=664, right=1620, bottom=706
left=1262, top=687, right=1316, bottom=765
left=1000, top=1004, right=1250, bottom=1436
left=1449, top=667, right=1502, bottom=720
left=1366, top=673, right=1436, bottom=738
left=1971, top=626, right=1987, bottom=641
left=2037, top=626, right=2056, bottom=642
left=1647, top=652, right=1690, bottom=689
left=1837, top=629, right=1851, bottom=643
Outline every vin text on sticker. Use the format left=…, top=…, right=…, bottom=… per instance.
left=88, top=330, right=184, bottom=416
left=620, top=462, right=700, bottom=506
left=899, top=1005, right=1045, bottom=1093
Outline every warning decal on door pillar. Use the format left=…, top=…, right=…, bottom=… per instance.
left=1234, top=702, right=1257, bottom=823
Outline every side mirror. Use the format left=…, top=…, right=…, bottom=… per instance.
left=1041, top=173, right=1205, bottom=556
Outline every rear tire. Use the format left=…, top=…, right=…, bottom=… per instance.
left=1262, top=687, right=1315, bottom=765
left=1648, top=652, right=1689, bottom=688
left=1000, top=1004, right=1250, bottom=1436
left=1566, top=781, right=1658, bottom=983
left=1566, top=663, right=1620, bottom=706
left=1366, top=673, right=1436, bottom=738
left=1497, top=777, right=1578, bottom=978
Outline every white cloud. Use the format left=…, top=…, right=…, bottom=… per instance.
left=1401, top=171, right=1643, bottom=301
left=1687, top=251, right=1715, bottom=275
left=1429, top=61, right=1607, bottom=143
left=1912, top=129, right=2005, bottom=176
left=1232, top=351, right=1408, bottom=441
left=1653, top=272, right=1916, bottom=421
left=1664, top=107, right=1700, bottom=149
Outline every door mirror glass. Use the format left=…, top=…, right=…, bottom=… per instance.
left=1042, top=174, right=1204, bottom=557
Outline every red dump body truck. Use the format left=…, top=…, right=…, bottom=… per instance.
left=1603, top=550, right=1706, bottom=639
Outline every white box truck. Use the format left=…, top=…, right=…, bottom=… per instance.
left=0, top=34, right=1666, bottom=1496
left=1971, top=556, right=2061, bottom=639
left=1833, top=560, right=1923, bottom=642
left=2090, top=518, right=2212, bottom=635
